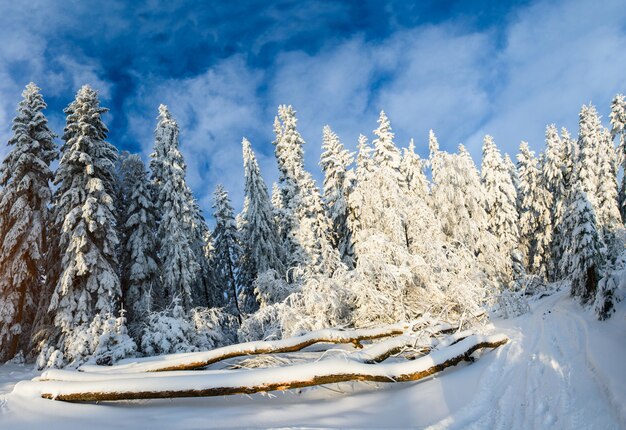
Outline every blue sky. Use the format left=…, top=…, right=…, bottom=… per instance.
left=0, top=0, right=624, bottom=213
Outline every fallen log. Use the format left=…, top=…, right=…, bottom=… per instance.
left=78, top=321, right=433, bottom=374
left=39, top=323, right=458, bottom=382
left=18, top=334, right=507, bottom=402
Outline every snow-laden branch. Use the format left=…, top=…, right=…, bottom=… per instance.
left=78, top=321, right=416, bottom=373
left=15, top=334, right=508, bottom=402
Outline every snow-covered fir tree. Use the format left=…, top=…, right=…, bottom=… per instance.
left=430, top=138, right=505, bottom=284
left=238, top=138, right=286, bottom=313
left=319, top=126, right=355, bottom=267
left=353, top=113, right=409, bottom=250
left=560, top=185, right=603, bottom=303
left=0, top=83, right=58, bottom=361
left=517, top=142, right=552, bottom=278
left=347, top=134, right=373, bottom=260
left=541, top=125, right=568, bottom=280
left=372, top=111, right=404, bottom=187
left=188, top=199, right=217, bottom=308
left=481, top=135, right=520, bottom=261
left=212, top=185, right=243, bottom=321
left=150, top=105, right=200, bottom=311
left=401, top=138, right=429, bottom=200
left=273, top=105, right=339, bottom=276
left=47, top=85, right=122, bottom=354
left=118, top=154, right=158, bottom=332
left=609, top=94, right=626, bottom=220
left=576, top=104, right=602, bottom=205
left=595, top=126, right=621, bottom=239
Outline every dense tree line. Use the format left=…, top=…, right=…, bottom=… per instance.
left=0, top=83, right=624, bottom=366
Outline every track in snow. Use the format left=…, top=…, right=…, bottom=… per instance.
left=432, top=290, right=625, bottom=430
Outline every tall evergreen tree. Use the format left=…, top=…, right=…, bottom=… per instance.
left=187, top=199, right=216, bottom=308
left=0, top=83, right=58, bottom=361
left=118, top=154, right=158, bottom=330
left=401, top=138, right=429, bottom=199
left=481, top=135, right=520, bottom=260
left=541, top=125, right=567, bottom=279
left=150, top=105, right=199, bottom=310
left=560, top=186, right=603, bottom=303
left=239, top=138, right=286, bottom=312
left=320, top=126, right=355, bottom=267
left=517, top=142, right=551, bottom=277
left=212, top=185, right=242, bottom=321
left=595, top=126, right=621, bottom=239
left=273, top=105, right=339, bottom=275
left=576, top=104, right=602, bottom=205
left=48, top=85, right=121, bottom=337
left=354, top=113, right=409, bottom=250
left=609, top=94, right=626, bottom=220
left=372, top=111, right=404, bottom=187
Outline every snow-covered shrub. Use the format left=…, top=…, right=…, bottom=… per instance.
left=36, top=343, right=64, bottom=370
left=141, top=298, right=240, bottom=355
left=239, top=271, right=354, bottom=342
left=92, top=312, right=137, bottom=365
left=253, top=269, right=295, bottom=308
left=36, top=312, right=136, bottom=369
left=192, top=307, right=239, bottom=349
left=495, top=288, right=530, bottom=319
left=140, top=298, right=197, bottom=355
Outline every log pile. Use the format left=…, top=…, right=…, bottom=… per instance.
left=15, top=318, right=508, bottom=403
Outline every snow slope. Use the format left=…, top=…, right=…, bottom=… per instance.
left=0, top=290, right=624, bottom=429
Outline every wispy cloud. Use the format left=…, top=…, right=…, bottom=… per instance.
left=0, top=0, right=624, bottom=216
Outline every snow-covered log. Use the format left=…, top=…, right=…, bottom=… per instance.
left=15, top=334, right=507, bottom=402
left=79, top=322, right=417, bottom=373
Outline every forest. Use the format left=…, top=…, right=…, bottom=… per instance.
left=0, top=82, right=624, bottom=372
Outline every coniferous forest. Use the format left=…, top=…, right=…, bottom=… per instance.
left=0, top=82, right=625, bottom=371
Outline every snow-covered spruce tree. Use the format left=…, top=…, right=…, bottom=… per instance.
left=212, top=184, right=243, bottom=321
left=372, top=110, right=405, bottom=187
left=46, top=85, right=123, bottom=360
left=150, top=105, right=199, bottom=311
left=595, top=126, right=621, bottom=236
left=401, top=138, right=429, bottom=200
left=118, top=154, right=158, bottom=333
left=576, top=104, right=603, bottom=206
left=238, top=139, right=286, bottom=313
left=560, top=185, right=603, bottom=304
left=517, top=142, right=552, bottom=278
left=273, top=105, right=339, bottom=276
left=188, top=199, right=217, bottom=308
left=355, top=111, right=410, bottom=249
left=541, top=125, right=567, bottom=280
left=319, top=126, right=355, bottom=268
left=610, top=94, right=626, bottom=221
left=0, top=83, right=58, bottom=362
left=347, top=134, right=373, bottom=261
left=429, top=136, right=506, bottom=290
left=481, top=135, right=520, bottom=262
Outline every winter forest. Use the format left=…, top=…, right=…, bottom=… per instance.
left=0, top=81, right=624, bottom=369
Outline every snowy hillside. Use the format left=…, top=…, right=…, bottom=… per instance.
left=1, top=290, right=623, bottom=429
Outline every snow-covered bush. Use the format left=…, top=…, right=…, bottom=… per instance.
left=141, top=298, right=240, bottom=355
left=192, top=307, right=239, bottom=349
left=140, top=298, right=197, bottom=355
left=36, top=312, right=136, bottom=369
left=594, top=250, right=626, bottom=320
left=253, top=269, right=295, bottom=308
left=239, top=271, right=354, bottom=341
left=495, top=288, right=530, bottom=319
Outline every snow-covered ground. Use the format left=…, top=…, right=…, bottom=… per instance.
left=0, top=290, right=624, bottom=429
